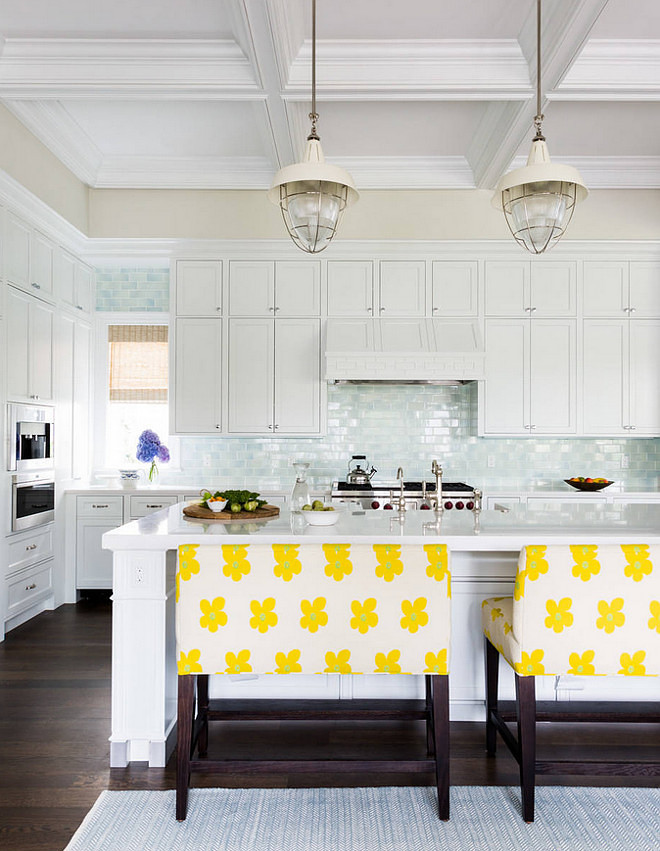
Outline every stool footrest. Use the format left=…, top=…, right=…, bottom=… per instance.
left=189, top=757, right=436, bottom=775
left=206, top=698, right=429, bottom=721
left=536, top=760, right=660, bottom=776
left=498, top=700, right=660, bottom=724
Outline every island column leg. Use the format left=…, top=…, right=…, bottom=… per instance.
left=109, top=548, right=177, bottom=767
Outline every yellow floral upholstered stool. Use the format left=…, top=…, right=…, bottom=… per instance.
left=482, top=544, right=660, bottom=822
left=176, top=543, right=452, bottom=820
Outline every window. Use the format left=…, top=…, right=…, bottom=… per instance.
left=95, top=316, right=171, bottom=470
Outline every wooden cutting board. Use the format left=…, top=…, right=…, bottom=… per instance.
left=183, top=503, right=280, bottom=522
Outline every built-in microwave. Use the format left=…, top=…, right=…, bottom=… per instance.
left=7, top=403, right=55, bottom=472
left=12, top=472, right=55, bottom=532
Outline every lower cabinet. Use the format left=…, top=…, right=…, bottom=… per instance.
left=76, top=497, right=124, bottom=589
left=6, top=560, right=54, bottom=622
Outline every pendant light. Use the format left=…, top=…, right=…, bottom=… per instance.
left=492, top=0, right=588, bottom=254
left=268, top=0, right=358, bottom=253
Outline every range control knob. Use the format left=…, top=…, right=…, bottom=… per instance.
left=444, top=501, right=454, bottom=510
left=466, top=501, right=475, bottom=510
left=420, top=503, right=431, bottom=510
left=384, top=503, right=393, bottom=510
left=371, top=500, right=380, bottom=509
left=455, top=501, right=465, bottom=510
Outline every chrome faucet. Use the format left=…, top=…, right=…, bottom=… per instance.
left=396, top=466, right=406, bottom=512
left=431, top=459, right=443, bottom=513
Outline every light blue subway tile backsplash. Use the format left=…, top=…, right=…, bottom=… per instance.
left=95, top=267, right=660, bottom=492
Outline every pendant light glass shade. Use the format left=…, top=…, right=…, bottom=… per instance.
left=268, top=138, right=358, bottom=254
left=492, top=0, right=587, bottom=254
left=493, top=139, right=588, bottom=254
left=268, top=0, right=358, bottom=253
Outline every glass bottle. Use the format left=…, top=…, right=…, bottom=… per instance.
left=290, top=462, right=311, bottom=512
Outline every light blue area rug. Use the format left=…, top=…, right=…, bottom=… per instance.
left=64, top=786, right=660, bottom=851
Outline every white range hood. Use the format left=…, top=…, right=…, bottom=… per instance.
left=325, top=318, right=485, bottom=384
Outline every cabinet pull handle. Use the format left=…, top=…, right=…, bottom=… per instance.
left=25, top=583, right=37, bottom=591
left=31, top=282, right=41, bottom=289
left=269, top=306, right=275, bottom=312
left=367, top=306, right=373, bottom=314
left=215, top=424, right=221, bottom=429
left=432, top=307, right=438, bottom=312
left=267, top=424, right=273, bottom=430
left=146, top=504, right=163, bottom=509
left=76, top=305, right=84, bottom=311
left=274, top=424, right=279, bottom=430
left=379, top=307, right=385, bottom=313
left=92, top=504, right=110, bottom=509
left=629, top=307, right=636, bottom=314
left=26, top=544, right=38, bottom=551
left=216, top=306, right=222, bottom=313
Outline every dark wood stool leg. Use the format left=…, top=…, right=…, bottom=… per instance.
left=484, top=637, right=499, bottom=756
left=515, top=674, right=536, bottom=823
left=176, top=674, right=196, bottom=821
left=425, top=674, right=435, bottom=756
left=432, top=674, right=450, bottom=820
left=197, top=674, right=209, bottom=757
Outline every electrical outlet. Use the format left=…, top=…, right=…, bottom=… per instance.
left=203, top=454, right=212, bottom=468
left=621, top=455, right=629, bottom=469
left=487, top=456, right=495, bottom=468
left=135, top=567, right=144, bottom=585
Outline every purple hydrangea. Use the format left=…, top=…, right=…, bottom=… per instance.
left=136, top=430, right=169, bottom=481
left=156, top=444, right=170, bottom=463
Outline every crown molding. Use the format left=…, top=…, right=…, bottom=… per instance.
left=552, top=39, right=660, bottom=100
left=285, top=39, right=531, bottom=99
left=0, top=38, right=261, bottom=98
left=508, top=155, right=660, bottom=189
left=94, top=155, right=275, bottom=188
left=334, top=157, right=474, bottom=189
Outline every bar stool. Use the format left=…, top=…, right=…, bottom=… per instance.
left=176, top=542, right=452, bottom=820
left=482, top=543, right=660, bottom=822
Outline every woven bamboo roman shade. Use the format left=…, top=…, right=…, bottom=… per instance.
left=108, top=324, right=168, bottom=402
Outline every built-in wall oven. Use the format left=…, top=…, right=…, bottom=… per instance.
left=7, top=403, right=55, bottom=472
left=12, top=472, right=55, bottom=532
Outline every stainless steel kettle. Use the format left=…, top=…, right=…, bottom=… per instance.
left=347, top=455, right=377, bottom=485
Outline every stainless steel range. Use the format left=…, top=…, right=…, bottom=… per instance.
left=331, top=480, right=478, bottom=511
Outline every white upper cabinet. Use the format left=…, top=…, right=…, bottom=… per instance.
left=379, top=261, right=426, bottom=316
left=227, top=318, right=275, bottom=432
left=175, top=260, right=223, bottom=316
left=274, top=319, right=321, bottom=433
left=6, top=286, right=54, bottom=403
left=583, top=261, right=660, bottom=318
left=55, top=249, right=94, bottom=315
left=528, top=320, right=576, bottom=433
left=30, top=230, right=55, bottom=300
left=229, top=261, right=320, bottom=317
left=5, top=212, right=31, bottom=290
left=327, top=261, right=374, bottom=316
left=629, top=320, right=660, bottom=435
left=485, top=261, right=576, bottom=316
left=431, top=261, right=478, bottom=316
left=482, top=319, right=529, bottom=434
left=173, top=318, right=223, bottom=433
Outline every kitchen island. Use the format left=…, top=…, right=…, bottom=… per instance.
left=103, top=502, right=660, bottom=767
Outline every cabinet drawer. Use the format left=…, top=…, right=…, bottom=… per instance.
left=128, top=495, right=178, bottom=519
left=7, top=527, right=54, bottom=576
left=7, top=561, right=53, bottom=618
left=77, top=495, right=124, bottom=518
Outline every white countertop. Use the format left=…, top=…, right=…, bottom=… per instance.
left=103, top=502, right=660, bottom=552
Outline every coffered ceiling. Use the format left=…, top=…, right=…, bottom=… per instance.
left=0, top=0, right=658, bottom=191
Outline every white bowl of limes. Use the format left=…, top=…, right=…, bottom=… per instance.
left=302, top=501, right=340, bottom=525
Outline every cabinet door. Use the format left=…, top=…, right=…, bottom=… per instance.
left=327, top=261, right=373, bottom=316
left=431, top=261, right=478, bottom=316
left=72, top=321, right=92, bottom=479
left=174, top=319, right=222, bottom=433
left=31, top=230, right=55, bottom=300
left=228, top=261, right=273, bottom=316
left=75, top=262, right=93, bottom=314
left=379, top=261, right=426, bottom=316
left=6, top=287, right=30, bottom=400
left=582, top=320, right=627, bottom=434
left=529, top=319, right=576, bottom=433
left=482, top=319, right=529, bottom=434
left=54, top=313, right=75, bottom=481
left=583, top=262, right=628, bottom=317
left=274, top=319, right=321, bottom=434
left=629, top=320, right=660, bottom=435
left=629, top=263, right=660, bottom=318
left=175, top=260, right=223, bottom=316
left=484, top=262, right=528, bottom=316
left=76, top=520, right=117, bottom=588
left=227, top=318, right=274, bottom=433
left=275, top=262, right=321, bottom=316
left=56, top=249, right=77, bottom=309
left=530, top=262, right=576, bottom=316
left=29, top=300, right=54, bottom=402
left=5, top=212, right=31, bottom=289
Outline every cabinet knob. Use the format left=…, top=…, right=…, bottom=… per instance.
left=269, top=306, right=275, bottom=313
left=25, top=583, right=37, bottom=591
left=31, top=282, right=41, bottom=290
left=274, top=424, right=279, bottom=430
left=76, top=305, right=84, bottom=311
left=379, top=307, right=385, bottom=313
left=215, top=424, right=221, bottom=429
left=367, top=306, right=373, bottom=314
left=216, top=306, right=222, bottom=313
left=629, top=307, right=636, bottom=314
left=26, top=543, right=38, bottom=551
left=432, top=307, right=438, bottom=313
left=267, top=424, right=273, bottom=430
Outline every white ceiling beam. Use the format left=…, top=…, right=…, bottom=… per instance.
left=94, top=155, right=276, bottom=189
left=551, top=39, right=660, bottom=100
left=507, top=155, right=660, bottom=188
left=467, top=0, right=610, bottom=189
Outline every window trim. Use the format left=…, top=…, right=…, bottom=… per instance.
left=93, top=311, right=178, bottom=475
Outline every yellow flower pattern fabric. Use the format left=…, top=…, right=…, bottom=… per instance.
left=176, top=543, right=451, bottom=676
left=482, top=544, right=660, bottom=678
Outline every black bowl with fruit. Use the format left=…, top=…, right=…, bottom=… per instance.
left=564, top=477, right=614, bottom=492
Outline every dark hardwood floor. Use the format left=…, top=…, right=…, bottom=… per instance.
left=0, top=602, right=658, bottom=851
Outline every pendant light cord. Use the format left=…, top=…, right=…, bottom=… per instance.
left=308, top=0, right=320, bottom=140
left=533, top=0, right=545, bottom=141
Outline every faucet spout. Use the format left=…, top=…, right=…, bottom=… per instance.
left=396, top=467, right=406, bottom=512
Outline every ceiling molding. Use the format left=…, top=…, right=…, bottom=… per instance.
left=508, top=154, right=660, bottom=188
left=285, top=39, right=532, bottom=99
left=265, top=0, right=305, bottom=84
left=4, top=100, right=103, bottom=185
left=0, top=38, right=261, bottom=99
left=468, top=0, right=609, bottom=189
left=334, top=157, right=475, bottom=189
left=552, top=39, right=660, bottom=99
left=94, top=155, right=275, bottom=188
